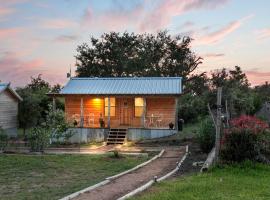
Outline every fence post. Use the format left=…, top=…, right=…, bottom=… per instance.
left=215, top=87, right=222, bottom=162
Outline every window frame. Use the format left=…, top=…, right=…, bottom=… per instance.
left=134, top=97, right=144, bottom=117
left=104, top=97, right=116, bottom=117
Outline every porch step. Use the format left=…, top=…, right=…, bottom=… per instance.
left=107, top=128, right=127, bottom=145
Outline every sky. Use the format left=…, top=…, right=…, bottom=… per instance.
left=0, top=0, right=270, bottom=87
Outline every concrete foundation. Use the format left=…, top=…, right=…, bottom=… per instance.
left=127, top=128, right=176, bottom=141
left=61, top=128, right=176, bottom=143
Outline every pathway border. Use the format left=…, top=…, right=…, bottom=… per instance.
left=58, top=149, right=164, bottom=200
left=117, top=145, right=189, bottom=200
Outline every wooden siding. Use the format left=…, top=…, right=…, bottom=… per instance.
left=64, top=96, right=176, bottom=128
left=146, top=97, right=176, bottom=128
left=0, top=90, right=19, bottom=129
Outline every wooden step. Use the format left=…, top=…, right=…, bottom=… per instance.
left=106, top=128, right=127, bottom=145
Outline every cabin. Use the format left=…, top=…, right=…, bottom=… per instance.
left=0, top=83, right=22, bottom=137
left=53, top=77, right=182, bottom=144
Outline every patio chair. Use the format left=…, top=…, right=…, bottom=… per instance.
left=156, top=114, right=163, bottom=127
left=88, top=113, right=95, bottom=127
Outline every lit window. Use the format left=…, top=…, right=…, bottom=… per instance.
left=105, top=97, right=116, bottom=117
left=135, top=97, right=144, bottom=117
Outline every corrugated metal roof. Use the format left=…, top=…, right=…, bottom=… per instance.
left=0, top=83, right=23, bottom=101
left=60, top=77, right=182, bottom=95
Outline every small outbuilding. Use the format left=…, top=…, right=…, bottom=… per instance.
left=51, top=77, right=182, bottom=143
left=0, top=83, right=22, bottom=136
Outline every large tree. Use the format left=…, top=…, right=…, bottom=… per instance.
left=75, top=31, right=203, bottom=82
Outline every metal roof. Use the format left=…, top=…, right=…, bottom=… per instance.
left=0, top=83, right=23, bottom=101
left=60, top=77, right=182, bottom=95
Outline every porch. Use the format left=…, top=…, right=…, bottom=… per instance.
left=65, top=96, right=178, bottom=130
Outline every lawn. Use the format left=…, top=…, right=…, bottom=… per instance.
left=131, top=162, right=270, bottom=200
left=0, top=153, right=149, bottom=200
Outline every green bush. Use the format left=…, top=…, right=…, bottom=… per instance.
left=221, top=129, right=258, bottom=162
left=197, top=117, right=215, bottom=153
left=28, top=127, right=50, bottom=152
left=0, top=127, right=8, bottom=151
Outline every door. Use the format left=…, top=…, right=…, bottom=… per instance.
left=120, top=98, right=132, bottom=125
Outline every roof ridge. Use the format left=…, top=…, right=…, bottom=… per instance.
left=71, top=77, right=182, bottom=80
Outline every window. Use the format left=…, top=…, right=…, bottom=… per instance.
left=105, top=97, right=116, bottom=117
left=135, top=97, right=144, bottom=117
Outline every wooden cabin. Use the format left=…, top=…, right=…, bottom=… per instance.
left=53, top=77, right=182, bottom=142
left=0, top=83, right=22, bottom=136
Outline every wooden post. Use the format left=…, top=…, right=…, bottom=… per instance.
left=215, top=87, right=222, bottom=162
left=225, top=99, right=230, bottom=128
left=141, top=97, right=146, bottom=128
left=79, top=97, right=84, bottom=152
left=80, top=97, right=84, bottom=128
left=107, top=97, right=110, bottom=128
left=175, top=97, right=179, bottom=131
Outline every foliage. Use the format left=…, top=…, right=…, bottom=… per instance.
left=197, top=117, right=216, bottom=153
left=76, top=31, right=203, bottom=81
left=45, top=104, right=74, bottom=144
left=0, top=127, right=8, bottom=151
left=27, top=127, right=50, bottom=152
left=221, top=115, right=269, bottom=163
left=16, top=75, right=63, bottom=135
left=230, top=115, right=269, bottom=133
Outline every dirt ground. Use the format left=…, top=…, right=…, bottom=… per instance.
left=74, top=146, right=186, bottom=200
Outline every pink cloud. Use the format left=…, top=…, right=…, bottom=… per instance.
left=81, top=6, right=143, bottom=31
left=245, top=70, right=270, bottom=86
left=0, top=28, right=22, bottom=39
left=0, top=52, right=67, bottom=87
left=40, top=19, right=76, bottom=29
left=257, top=28, right=270, bottom=40
left=139, top=0, right=229, bottom=32
left=81, top=0, right=229, bottom=32
left=204, top=53, right=225, bottom=58
left=54, top=34, right=79, bottom=43
left=194, top=15, right=253, bottom=45
left=0, top=7, right=14, bottom=17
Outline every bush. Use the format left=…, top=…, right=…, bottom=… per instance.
left=0, top=127, right=8, bottom=152
left=221, top=115, right=269, bottom=163
left=45, top=104, right=74, bottom=144
left=197, top=117, right=215, bottom=153
left=28, top=127, right=50, bottom=152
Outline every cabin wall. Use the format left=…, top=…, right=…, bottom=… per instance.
left=0, top=91, right=19, bottom=135
left=146, top=97, right=176, bottom=128
left=64, top=95, right=177, bottom=129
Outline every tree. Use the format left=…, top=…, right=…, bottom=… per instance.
left=16, top=75, right=62, bottom=136
left=75, top=31, right=203, bottom=82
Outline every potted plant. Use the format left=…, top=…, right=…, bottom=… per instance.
left=99, top=113, right=105, bottom=128
left=169, top=122, right=174, bottom=129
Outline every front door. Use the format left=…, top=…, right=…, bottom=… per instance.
left=120, top=98, right=132, bottom=125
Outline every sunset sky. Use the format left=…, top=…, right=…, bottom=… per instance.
left=0, top=0, right=270, bottom=87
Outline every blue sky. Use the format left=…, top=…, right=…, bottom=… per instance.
left=0, top=0, right=270, bottom=86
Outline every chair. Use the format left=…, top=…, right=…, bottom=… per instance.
left=88, top=113, right=95, bottom=127
left=156, top=114, right=163, bottom=128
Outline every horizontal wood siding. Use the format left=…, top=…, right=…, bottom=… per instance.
left=146, top=97, right=176, bottom=128
left=0, top=91, right=19, bottom=129
left=65, top=96, right=104, bottom=128
left=64, top=96, right=176, bottom=128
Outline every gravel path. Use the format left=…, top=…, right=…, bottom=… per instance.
left=74, top=147, right=185, bottom=200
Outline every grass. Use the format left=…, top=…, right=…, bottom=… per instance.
left=131, top=162, right=270, bottom=200
left=0, top=153, right=149, bottom=200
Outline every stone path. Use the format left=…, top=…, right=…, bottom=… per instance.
left=73, top=146, right=185, bottom=200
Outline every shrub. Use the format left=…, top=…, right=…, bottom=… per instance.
left=28, top=127, right=50, bottom=152
left=0, top=127, right=8, bottom=152
left=45, top=104, right=74, bottom=144
left=197, top=117, right=215, bottom=153
left=221, top=115, right=269, bottom=163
